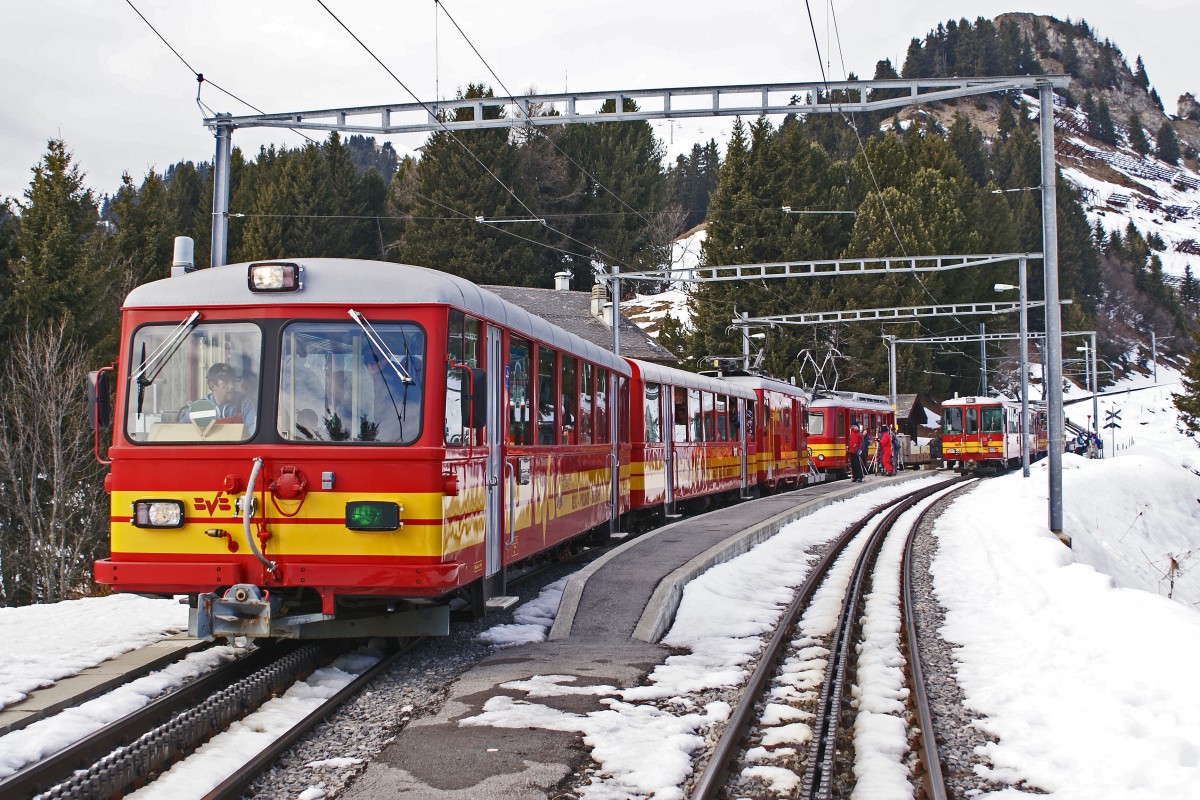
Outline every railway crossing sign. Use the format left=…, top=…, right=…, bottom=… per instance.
left=1103, top=409, right=1121, bottom=454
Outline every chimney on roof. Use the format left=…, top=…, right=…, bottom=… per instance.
left=554, top=270, right=572, bottom=291
left=590, top=283, right=611, bottom=326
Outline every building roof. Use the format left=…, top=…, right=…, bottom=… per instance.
left=483, top=285, right=680, bottom=364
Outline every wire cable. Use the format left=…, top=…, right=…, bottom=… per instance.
left=314, top=0, right=632, bottom=272
left=123, top=0, right=318, bottom=143
left=433, top=0, right=682, bottom=268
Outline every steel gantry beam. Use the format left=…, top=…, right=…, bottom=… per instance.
left=205, top=76, right=1069, bottom=138
left=615, top=252, right=1042, bottom=283
left=736, top=300, right=1046, bottom=327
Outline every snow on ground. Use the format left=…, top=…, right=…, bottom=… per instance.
left=3, top=368, right=1199, bottom=798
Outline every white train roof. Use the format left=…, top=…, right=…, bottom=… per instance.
left=124, top=258, right=630, bottom=376
left=627, top=359, right=756, bottom=400
left=808, top=390, right=894, bottom=411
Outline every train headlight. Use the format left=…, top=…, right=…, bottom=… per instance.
left=248, top=262, right=303, bottom=292
left=132, top=500, right=184, bottom=528
left=346, top=501, right=403, bottom=531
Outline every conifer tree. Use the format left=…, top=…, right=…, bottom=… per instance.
left=10, top=140, right=115, bottom=351
left=1127, top=112, right=1151, bottom=156
left=1134, top=56, right=1150, bottom=88
left=1155, top=121, right=1181, bottom=164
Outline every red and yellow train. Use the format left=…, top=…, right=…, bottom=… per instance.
left=90, top=258, right=894, bottom=639
left=940, top=395, right=1048, bottom=471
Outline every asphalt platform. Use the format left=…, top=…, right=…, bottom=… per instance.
left=344, top=471, right=928, bottom=799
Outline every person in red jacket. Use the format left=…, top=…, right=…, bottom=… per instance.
left=879, top=426, right=894, bottom=476
left=847, top=423, right=864, bottom=482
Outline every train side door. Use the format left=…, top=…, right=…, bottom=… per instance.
left=484, top=325, right=504, bottom=584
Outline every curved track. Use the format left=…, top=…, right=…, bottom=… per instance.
left=690, top=476, right=972, bottom=800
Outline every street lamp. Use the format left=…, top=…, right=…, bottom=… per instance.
left=1076, top=336, right=1099, bottom=454
left=995, top=261, right=1030, bottom=477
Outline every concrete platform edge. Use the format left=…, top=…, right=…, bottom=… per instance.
left=550, top=474, right=930, bottom=642
left=632, top=473, right=929, bottom=642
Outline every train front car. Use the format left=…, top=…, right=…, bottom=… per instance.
left=93, top=259, right=630, bottom=640
left=941, top=396, right=1046, bottom=471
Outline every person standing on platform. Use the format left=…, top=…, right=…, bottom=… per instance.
left=879, top=426, right=894, bottom=476
left=848, top=423, right=864, bottom=482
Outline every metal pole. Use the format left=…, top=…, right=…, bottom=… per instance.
left=210, top=117, right=233, bottom=267
left=1151, top=329, right=1157, bottom=383
left=1019, top=257, right=1030, bottom=477
left=979, top=322, right=987, bottom=396
left=1039, top=81, right=1066, bottom=539
left=1091, top=331, right=1099, bottom=454
left=886, top=335, right=897, bottom=410
left=610, top=269, right=622, bottom=535
left=741, top=312, right=751, bottom=370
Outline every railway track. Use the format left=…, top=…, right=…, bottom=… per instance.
left=690, top=475, right=974, bottom=800
left=0, top=638, right=412, bottom=800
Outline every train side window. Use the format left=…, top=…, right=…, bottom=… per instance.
left=595, top=368, right=610, bottom=444
left=536, top=345, right=557, bottom=445
left=701, top=392, right=715, bottom=441
left=729, top=397, right=741, bottom=441
left=579, top=362, right=593, bottom=444
left=689, top=388, right=703, bottom=441
left=508, top=335, right=532, bottom=445
left=965, top=407, right=978, bottom=435
left=644, top=382, right=662, bottom=443
left=745, top=399, right=756, bottom=439
left=560, top=355, right=578, bottom=445
left=445, top=311, right=482, bottom=447
left=782, top=405, right=792, bottom=444
left=807, top=410, right=825, bottom=435
left=672, top=386, right=687, bottom=442
left=716, top=396, right=729, bottom=441
left=837, top=412, right=845, bottom=438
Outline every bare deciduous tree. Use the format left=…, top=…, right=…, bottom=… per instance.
left=0, top=320, right=108, bottom=605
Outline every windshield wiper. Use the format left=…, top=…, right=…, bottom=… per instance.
left=348, top=309, right=414, bottom=384
left=130, top=310, right=201, bottom=416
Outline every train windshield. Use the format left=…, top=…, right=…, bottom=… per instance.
left=981, top=407, right=1004, bottom=433
left=806, top=410, right=825, bottom=436
left=125, top=321, right=263, bottom=443
left=943, top=407, right=963, bottom=435
left=277, top=321, right=425, bottom=444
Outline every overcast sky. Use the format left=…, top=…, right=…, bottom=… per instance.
left=2, top=0, right=1196, bottom=204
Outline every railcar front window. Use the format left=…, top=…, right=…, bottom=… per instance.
left=943, top=408, right=963, bottom=435
left=981, top=407, right=1004, bottom=433
left=965, top=407, right=979, bottom=435
left=807, top=411, right=825, bottom=436
left=126, top=322, right=262, bottom=444
left=278, top=321, right=425, bottom=444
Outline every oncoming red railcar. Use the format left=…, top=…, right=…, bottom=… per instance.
left=91, top=259, right=630, bottom=639
left=804, top=391, right=895, bottom=478
left=940, top=395, right=1048, bottom=471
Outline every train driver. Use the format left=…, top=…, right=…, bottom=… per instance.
left=181, top=362, right=258, bottom=434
